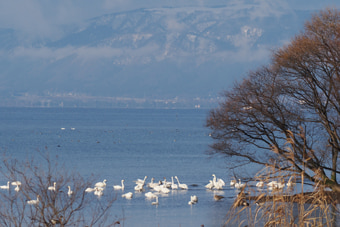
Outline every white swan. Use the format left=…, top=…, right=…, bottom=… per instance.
left=205, top=180, right=214, bottom=190
left=134, top=176, right=147, bottom=192
left=11, top=181, right=21, bottom=186
left=134, top=176, right=147, bottom=185
left=212, top=174, right=225, bottom=190
left=234, top=179, right=245, bottom=190
left=268, top=180, right=285, bottom=190
left=147, top=178, right=159, bottom=188
left=286, top=176, right=295, bottom=188
left=175, top=176, right=188, bottom=190
left=188, top=195, right=198, bottom=205
left=213, top=174, right=225, bottom=186
left=12, top=181, right=21, bottom=191
left=14, top=185, right=20, bottom=192
left=27, top=195, right=40, bottom=205
left=0, top=181, right=10, bottom=190
left=145, top=192, right=157, bottom=199
left=256, top=181, right=264, bottom=188
left=151, top=196, right=159, bottom=205
left=152, top=185, right=162, bottom=192
left=48, top=182, right=56, bottom=191
left=277, top=180, right=285, bottom=189
left=85, top=187, right=95, bottom=193
left=67, top=186, right=73, bottom=197
left=152, top=183, right=169, bottom=194
left=286, top=181, right=294, bottom=188
left=162, top=177, right=171, bottom=188
left=171, top=176, right=178, bottom=190
left=94, top=179, right=107, bottom=188
left=267, top=181, right=278, bottom=188
left=230, top=179, right=237, bottom=187
left=134, top=183, right=144, bottom=192
left=160, top=184, right=170, bottom=194
left=94, top=187, right=103, bottom=197
left=122, top=192, right=133, bottom=199
left=113, top=180, right=125, bottom=190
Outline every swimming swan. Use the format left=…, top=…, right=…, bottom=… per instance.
left=256, top=181, right=264, bottom=188
left=147, top=178, right=159, bottom=188
left=67, top=186, right=73, bottom=197
left=151, top=196, right=159, bottom=205
left=205, top=180, right=214, bottom=190
left=267, top=181, right=278, bottom=187
left=27, top=195, right=40, bottom=205
left=134, top=183, right=144, bottom=191
left=14, top=185, right=20, bottom=192
left=134, top=176, right=147, bottom=185
left=85, top=187, right=95, bottom=193
left=160, top=184, right=170, bottom=194
left=134, top=176, right=147, bottom=191
left=268, top=180, right=285, bottom=190
left=188, top=195, right=198, bottom=205
left=0, top=181, right=10, bottom=190
left=162, top=177, right=171, bottom=188
left=145, top=192, right=157, bottom=199
left=113, top=180, right=125, bottom=190
left=48, top=182, right=56, bottom=191
left=175, top=176, right=188, bottom=190
left=11, top=181, right=21, bottom=186
left=122, top=192, right=133, bottom=199
left=152, top=183, right=170, bottom=194
left=286, top=176, right=295, bottom=188
left=94, top=187, right=103, bottom=197
left=212, top=174, right=225, bottom=190
left=171, top=176, right=178, bottom=190
left=152, top=185, right=162, bottom=192
left=94, top=179, right=107, bottom=188
left=234, top=179, right=245, bottom=190
left=277, top=181, right=285, bottom=189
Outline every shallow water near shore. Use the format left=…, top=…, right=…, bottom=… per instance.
left=0, top=107, right=238, bottom=226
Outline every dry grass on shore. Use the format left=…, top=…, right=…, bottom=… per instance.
left=249, top=190, right=340, bottom=205
left=224, top=166, right=340, bottom=227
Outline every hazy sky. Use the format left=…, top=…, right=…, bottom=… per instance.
left=0, top=0, right=339, bottom=41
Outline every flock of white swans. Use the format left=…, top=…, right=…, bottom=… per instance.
left=0, top=174, right=295, bottom=207
left=84, top=175, right=194, bottom=205
left=0, top=180, right=73, bottom=205
left=85, top=174, right=295, bottom=206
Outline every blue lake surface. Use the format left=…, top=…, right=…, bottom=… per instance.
left=0, top=107, right=239, bottom=226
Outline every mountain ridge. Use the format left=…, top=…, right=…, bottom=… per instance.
left=0, top=6, right=314, bottom=107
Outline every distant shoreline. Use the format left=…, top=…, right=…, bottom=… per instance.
left=0, top=94, right=219, bottom=109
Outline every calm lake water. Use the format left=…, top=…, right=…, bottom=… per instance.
left=0, top=107, right=239, bottom=227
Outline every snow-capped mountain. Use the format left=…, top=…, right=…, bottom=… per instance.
left=0, top=6, right=312, bottom=107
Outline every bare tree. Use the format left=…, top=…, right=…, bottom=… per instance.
left=0, top=150, right=118, bottom=227
left=207, top=8, right=340, bottom=192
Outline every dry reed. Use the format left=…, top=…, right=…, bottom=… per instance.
left=223, top=146, right=339, bottom=226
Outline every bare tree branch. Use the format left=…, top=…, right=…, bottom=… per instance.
left=207, top=8, right=340, bottom=192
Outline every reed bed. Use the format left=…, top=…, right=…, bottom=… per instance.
left=224, top=165, right=339, bottom=227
